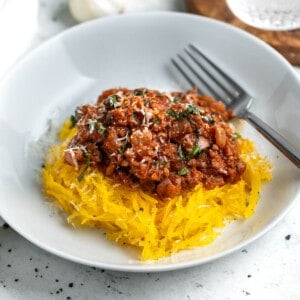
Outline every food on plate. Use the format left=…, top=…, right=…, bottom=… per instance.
left=42, top=88, right=272, bottom=260
left=64, top=87, right=245, bottom=198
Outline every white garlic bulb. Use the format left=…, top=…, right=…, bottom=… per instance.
left=68, top=0, right=184, bottom=23
left=68, top=0, right=123, bottom=22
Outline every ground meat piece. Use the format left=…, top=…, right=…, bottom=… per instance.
left=130, top=128, right=156, bottom=158
left=64, top=88, right=246, bottom=199
left=103, top=127, right=122, bottom=154
left=181, top=133, right=197, bottom=152
left=157, top=176, right=182, bottom=199
left=64, top=147, right=84, bottom=170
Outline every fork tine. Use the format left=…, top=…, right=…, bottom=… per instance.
left=184, top=48, right=237, bottom=102
left=171, top=58, right=203, bottom=94
left=176, top=54, right=223, bottom=101
left=189, top=44, right=245, bottom=96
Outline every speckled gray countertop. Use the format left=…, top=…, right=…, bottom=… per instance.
left=0, top=1, right=300, bottom=299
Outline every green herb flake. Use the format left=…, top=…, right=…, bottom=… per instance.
left=132, top=111, right=139, bottom=121
left=234, top=132, right=242, bottom=139
left=188, top=117, right=197, bottom=126
left=202, top=115, right=215, bottom=124
left=119, top=143, right=127, bottom=155
left=167, top=105, right=203, bottom=120
left=187, top=144, right=202, bottom=159
left=77, top=150, right=91, bottom=182
left=178, top=168, right=190, bottom=176
left=173, top=96, right=181, bottom=103
left=88, top=119, right=97, bottom=133
left=70, top=108, right=80, bottom=128
left=104, top=94, right=120, bottom=109
left=77, top=166, right=88, bottom=182
left=134, top=89, right=147, bottom=96
left=181, top=105, right=200, bottom=117
left=209, top=117, right=216, bottom=124
left=230, top=132, right=242, bottom=142
left=153, top=117, right=160, bottom=125
left=167, top=108, right=180, bottom=119
left=119, top=135, right=129, bottom=155
left=70, top=114, right=77, bottom=128
left=98, top=122, right=106, bottom=134
left=177, top=145, right=185, bottom=161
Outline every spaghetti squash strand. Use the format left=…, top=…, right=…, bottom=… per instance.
left=42, top=123, right=272, bottom=260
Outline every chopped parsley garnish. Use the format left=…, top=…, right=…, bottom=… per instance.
left=173, top=96, right=181, bottom=103
left=230, top=132, right=242, bottom=142
left=98, top=122, right=106, bottom=134
left=167, top=105, right=204, bottom=120
left=181, top=105, right=203, bottom=117
left=187, top=144, right=202, bottom=159
left=177, top=145, right=185, bottom=160
left=178, top=143, right=203, bottom=161
left=119, top=143, right=127, bottom=155
left=178, top=168, right=190, bottom=176
left=132, top=111, right=139, bottom=121
left=70, top=114, right=77, bottom=128
left=134, top=89, right=147, bottom=96
left=77, top=150, right=91, bottom=182
left=234, top=132, right=241, bottom=139
left=70, top=108, right=80, bottom=128
left=153, top=117, right=160, bottom=124
left=167, top=108, right=180, bottom=119
left=202, top=115, right=215, bottom=124
left=119, top=134, right=129, bottom=155
left=104, top=94, right=120, bottom=109
left=88, top=119, right=97, bottom=133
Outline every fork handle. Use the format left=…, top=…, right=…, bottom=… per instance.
left=245, top=112, right=300, bottom=168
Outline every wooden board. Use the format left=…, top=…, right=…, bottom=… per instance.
left=185, top=0, right=300, bottom=66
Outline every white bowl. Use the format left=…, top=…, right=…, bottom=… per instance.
left=0, top=12, right=299, bottom=272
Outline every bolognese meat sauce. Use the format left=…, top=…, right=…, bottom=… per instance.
left=64, top=88, right=246, bottom=199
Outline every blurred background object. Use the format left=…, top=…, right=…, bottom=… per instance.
left=68, top=0, right=185, bottom=23
left=226, top=0, right=300, bottom=31
left=185, top=0, right=300, bottom=66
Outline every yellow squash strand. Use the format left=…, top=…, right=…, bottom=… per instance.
left=42, top=120, right=272, bottom=261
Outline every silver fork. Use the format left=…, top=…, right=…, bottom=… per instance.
left=171, top=44, right=300, bottom=168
